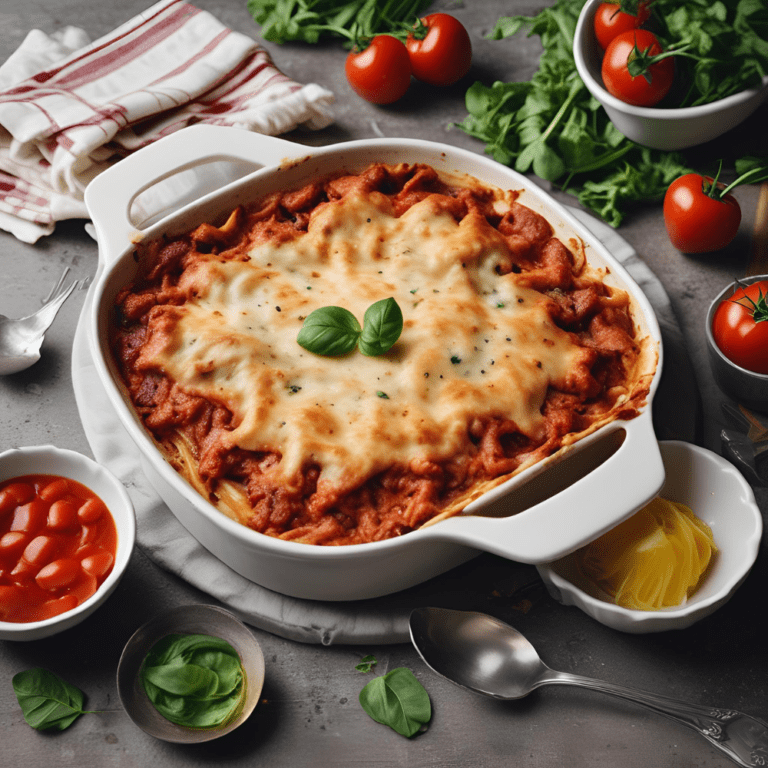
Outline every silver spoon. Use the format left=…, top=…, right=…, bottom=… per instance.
left=0, top=268, right=88, bottom=375
left=409, top=607, right=768, bottom=768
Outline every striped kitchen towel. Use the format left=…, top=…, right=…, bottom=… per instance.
left=0, top=0, right=334, bottom=243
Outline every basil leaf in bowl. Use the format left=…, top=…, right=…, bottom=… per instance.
left=140, top=633, right=246, bottom=729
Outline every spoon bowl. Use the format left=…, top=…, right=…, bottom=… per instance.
left=409, top=607, right=543, bottom=700
left=0, top=269, right=87, bottom=375
left=409, top=607, right=768, bottom=767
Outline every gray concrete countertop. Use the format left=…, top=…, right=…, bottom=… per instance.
left=1, top=2, right=766, bottom=767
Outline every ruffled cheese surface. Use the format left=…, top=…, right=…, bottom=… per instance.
left=137, top=190, right=591, bottom=493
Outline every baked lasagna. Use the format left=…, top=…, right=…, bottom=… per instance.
left=111, top=162, right=656, bottom=545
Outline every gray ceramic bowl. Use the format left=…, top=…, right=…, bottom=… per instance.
left=706, top=276, right=768, bottom=412
left=117, top=604, right=265, bottom=743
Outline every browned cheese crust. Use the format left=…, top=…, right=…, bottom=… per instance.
left=110, top=163, right=655, bottom=545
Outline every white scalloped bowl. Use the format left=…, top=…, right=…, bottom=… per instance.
left=0, top=445, right=136, bottom=641
left=536, top=440, right=762, bottom=633
left=574, top=0, right=768, bottom=150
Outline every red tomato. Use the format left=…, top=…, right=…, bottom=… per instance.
left=663, top=174, right=741, bottom=253
left=601, top=30, right=674, bottom=107
left=345, top=35, right=411, bottom=104
left=712, top=280, right=768, bottom=374
left=406, top=13, right=472, bottom=86
left=593, top=2, right=650, bottom=51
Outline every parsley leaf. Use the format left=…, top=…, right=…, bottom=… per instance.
left=246, top=0, right=432, bottom=46
left=355, top=654, right=378, bottom=673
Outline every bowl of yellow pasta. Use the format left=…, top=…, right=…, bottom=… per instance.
left=536, top=440, right=762, bottom=633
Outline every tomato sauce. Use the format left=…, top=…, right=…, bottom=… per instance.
left=0, top=474, right=118, bottom=623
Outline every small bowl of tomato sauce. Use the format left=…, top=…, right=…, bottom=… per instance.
left=706, top=275, right=768, bottom=412
left=0, top=445, right=135, bottom=641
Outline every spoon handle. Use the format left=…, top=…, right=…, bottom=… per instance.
left=545, top=670, right=768, bottom=767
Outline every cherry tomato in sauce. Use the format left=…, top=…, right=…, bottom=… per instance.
left=0, top=474, right=117, bottom=623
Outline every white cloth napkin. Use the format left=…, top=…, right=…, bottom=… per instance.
left=0, top=0, right=334, bottom=243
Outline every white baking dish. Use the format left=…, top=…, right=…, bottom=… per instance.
left=85, top=125, right=664, bottom=601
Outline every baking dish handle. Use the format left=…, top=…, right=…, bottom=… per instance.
left=84, top=125, right=308, bottom=267
left=427, top=411, right=665, bottom=563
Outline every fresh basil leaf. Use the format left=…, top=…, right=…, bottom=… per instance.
left=12, top=668, right=90, bottom=731
left=359, top=667, right=431, bottom=738
left=297, top=306, right=361, bottom=356
left=140, top=634, right=245, bottom=729
left=142, top=664, right=221, bottom=698
left=359, top=298, right=403, bottom=357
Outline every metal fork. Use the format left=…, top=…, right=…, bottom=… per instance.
left=0, top=268, right=89, bottom=375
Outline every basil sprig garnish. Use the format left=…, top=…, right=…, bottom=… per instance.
left=12, top=668, right=95, bottom=731
left=297, top=297, right=403, bottom=357
left=140, top=633, right=246, bottom=729
left=359, top=667, right=431, bottom=738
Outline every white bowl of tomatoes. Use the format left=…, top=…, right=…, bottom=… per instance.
left=573, top=0, right=768, bottom=150
left=706, top=276, right=768, bottom=412
left=0, top=445, right=136, bottom=641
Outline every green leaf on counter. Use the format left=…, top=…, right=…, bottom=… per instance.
left=12, top=668, right=91, bottom=731
left=359, top=667, right=431, bottom=737
left=140, top=633, right=245, bottom=729
left=355, top=654, right=378, bottom=673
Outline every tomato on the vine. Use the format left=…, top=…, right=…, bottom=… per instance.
left=663, top=174, right=742, bottom=253
left=601, top=30, right=674, bottom=107
left=345, top=35, right=411, bottom=104
left=712, top=280, right=768, bottom=375
left=593, top=2, right=650, bottom=51
left=406, top=13, right=472, bottom=86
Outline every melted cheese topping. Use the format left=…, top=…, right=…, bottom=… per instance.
left=138, top=190, right=589, bottom=494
